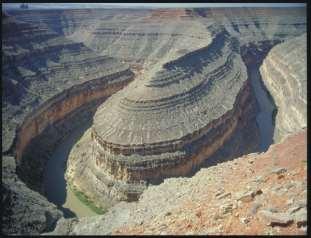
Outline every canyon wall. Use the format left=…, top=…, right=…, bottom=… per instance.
left=2, top=155, right=62, bottom=235
left=2, top=14, right=132, bottom=155
left=65, top=31, right=261, bottom=206
left=48, top=129, right=307, bottom=235
left=2, top=13, right=134, bottom=234
left=2, top=7, right=306, bottom=235
left=259, top=34, right=307, bottom=142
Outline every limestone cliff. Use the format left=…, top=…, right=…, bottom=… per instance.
left=260, top=34, right=307, bottom=142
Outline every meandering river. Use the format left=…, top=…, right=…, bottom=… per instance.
left=249, top=65, right=275, bottom=151
left=43, top=122, right=96, bottom=218
left=43, top=54, right=276, bottom=219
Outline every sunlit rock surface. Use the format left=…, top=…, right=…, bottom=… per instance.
left=1, top=7, right=306, bottom=235
left=260, top=34, right=307, bottom=142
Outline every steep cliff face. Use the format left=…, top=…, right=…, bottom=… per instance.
left=2, top=14, right=134, bottom=234
left=2, top=15, right=132, bottom=156
left=48, top=129, right=307, bottom=235
left=195, top=7, right=306, bottom=45
left=259, top=34, right=307, bottom=142
left=65, top=31, right=260, bottom=207
left=2, top=156, right=62, bottom=235
left=2, top=7, right=307, bottom=236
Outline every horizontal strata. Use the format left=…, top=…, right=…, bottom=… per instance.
left=71, top=31, right=254, bottom=190
left=15, top=69, right=134, bottom=162
left=2, top=15, right=133, bottom=156
left=92, top=32, right=242, bottom=147
left=259, top=33, right=307, bottom=142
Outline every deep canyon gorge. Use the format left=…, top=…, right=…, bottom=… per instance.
left=2, top=6, right=307, bottom=235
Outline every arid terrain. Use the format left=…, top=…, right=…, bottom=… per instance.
left=2, top=5, right=307, bottom=235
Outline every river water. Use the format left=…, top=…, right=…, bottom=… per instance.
left=43, top=59, right=275, bottom=219
left=43, top=123, right=96, bottom=218
left=249, top=65, right=275, bottom=151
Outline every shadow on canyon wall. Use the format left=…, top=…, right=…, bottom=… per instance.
left=200, top=41, right=280, bottom=169
left=16, top=42, right=280, bottom=208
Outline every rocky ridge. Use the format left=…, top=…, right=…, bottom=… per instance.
left=2, top=13, right=134, bottom=234
left=48, top=129, right=307, bottom=235
left=260, top=33, right=307, bottom=142
left=65, top=30, right=261, bottom=206
left=64, top=7, right=306, bottom=207
left=2, top=156, right=62, bottom=235
left=1, top=7, right=307, bottom=235
left=2, top=14, right=133, bottom=156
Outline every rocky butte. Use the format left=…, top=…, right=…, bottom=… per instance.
left=1, top=6, right=307, bottom=235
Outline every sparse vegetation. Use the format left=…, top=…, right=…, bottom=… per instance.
left=69, top=184, right=106, bottom=215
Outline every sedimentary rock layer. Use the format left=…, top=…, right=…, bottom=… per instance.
left=2, top=156, right=62, bottom=235
left=2, top=15, right=134, bottom=158
left=259, top=34, right=307, bottom=142
left=49, top=129, right=307, bottom=235
left=195, top=7, right=306, bottom=45
left=2, top=7, right=307, bottom=235
left=64, top=7, right=306, bottom=205
left=2, top=14, right=134, bottom=234
left=65, top=31, right=260, bottom=205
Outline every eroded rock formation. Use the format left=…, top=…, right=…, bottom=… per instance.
left=2, top=13, right=134, bottom=234
left=2, top=156, right=62, bottom=235
left=65, top=30, right=260, bottom=207
left=260, top=34, right=307, bottom=142
left=64, top=7, right=306, bottom=208
left=2, top=7, right=307, bottom=235
left=48, top=129, right=307, bottom=235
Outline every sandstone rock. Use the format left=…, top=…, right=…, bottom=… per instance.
left=288, top=205, right=304, bottom=215
left=259, top=210, right=293, bottom=227
left=67, top=29, right=259, bottom=203
left=236, top=189, right=262, bottom=202
left=291, top=207, right=307, bottom=227
left=240, top=217, right=250, bottom=224
left=271, top=167, right=287, bottom=175
left=50, top=129, right=307, bottom=235
left=216, top=192, right=231, bottom=200
left=2, top=7, right=307, bottom=236
left=249, top=202, right=262, bottom=215
left=220, top=203, right=234, bottom=215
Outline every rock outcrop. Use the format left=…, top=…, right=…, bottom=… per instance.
left=65, top=30, right=261, bottom=207
left=2, top=14, right=134, bottom=234
left=2, top=7, right=307, bottom=235
left=259, top=34, right=307, bottom=142
left=2, top=156, right=62, bottom=235
left=2, top=15, right=133, bottom=157
left=48, top=129, right=307, bottom=235
left=2, top=15, right=134, bottom=190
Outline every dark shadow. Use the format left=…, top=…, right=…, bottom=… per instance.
left=16, top=99, right=106, bottom=216
left=241, top=40, right=280, bottom=152
left=147, top=40, right=282, bottom=185
left=58, top=206, right=77, bottom=219
left=43, top=119, right=92, bottom=206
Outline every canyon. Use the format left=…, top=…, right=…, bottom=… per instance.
left=1, top=6, right=307, bottom=235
